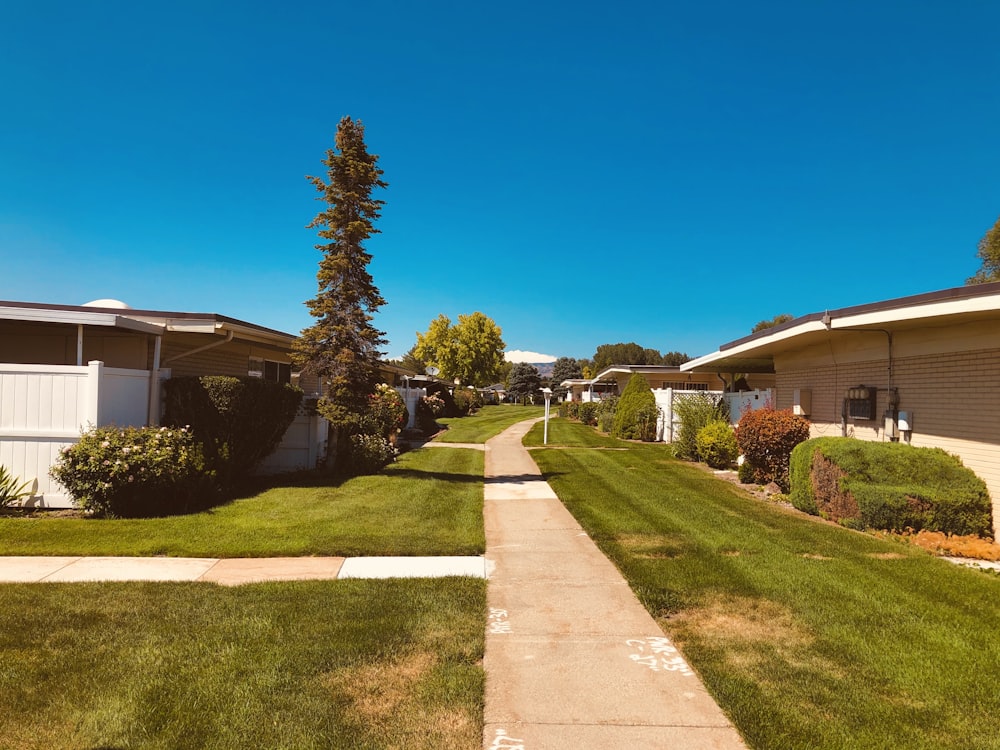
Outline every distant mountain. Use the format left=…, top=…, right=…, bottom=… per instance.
left=531, top=362, right=555, bottom=378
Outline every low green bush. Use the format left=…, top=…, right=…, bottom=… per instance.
left=789, top=437, right=994, bottom=537
left=452, top=388, right=483, bottom=416
left=673, top=392, right=729, bottom=460
left=163, top=376, right=302, bottom=491
left=577, top=402, right=599, bottom=426
left=50, top=425, right=216, bottom=517
left=696, top=420, right=739, bottom=468
left=416, top=397, right=441, bottom=435
left=558, top=401, right=580, bottom=419
left=348, top=433, right=398, bottom=475
left=736, top=407, right=810, bottom=491
left=597, top=395, right=618, bottom=433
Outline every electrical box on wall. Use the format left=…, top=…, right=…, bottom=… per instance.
left=792, top=388, right=811, bottom=416
left=846, top=386, right=876, bottom=420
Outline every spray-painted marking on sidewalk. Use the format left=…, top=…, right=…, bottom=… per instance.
left=626, top=636, right=694, bottom=676
left=488, top=608, right=511, bottom=634
left=490, top=728, right=525, bottom=749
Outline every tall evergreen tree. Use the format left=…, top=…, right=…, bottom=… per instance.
left=507, top=362, right=541, bottom=404
left=293, top=117, right=387, bottom=466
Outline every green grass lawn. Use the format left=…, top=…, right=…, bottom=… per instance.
left=528, top=419, right=1000, bottom=750
left=0, top=578, right=485, bottom=750
left=0, top=446, right=485, bottom=557
left=433, top=404, right=544, bottom=443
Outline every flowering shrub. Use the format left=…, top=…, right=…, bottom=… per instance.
left=348, top=433, right=398, bottom=475
left=736, top=407, right=810, bottom=491
left=50, top=425, right=216, bottom=517
left=423, top=393, right=446, bottom=417
left=363, top=384, right=408, bottom=439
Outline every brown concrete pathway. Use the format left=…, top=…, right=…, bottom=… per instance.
left=482, top=418, right=747, bottom=750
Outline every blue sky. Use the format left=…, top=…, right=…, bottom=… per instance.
left=2, top=1, right=999, bottom=362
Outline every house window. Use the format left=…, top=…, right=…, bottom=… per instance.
left=661, top=381, right=708, bottom=391
left=249, top=356, right=292, bottom=385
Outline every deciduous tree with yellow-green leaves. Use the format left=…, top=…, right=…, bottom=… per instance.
left=413, top=312, right=506, bottom=387
left=967, top=214, right=1000, bottom=284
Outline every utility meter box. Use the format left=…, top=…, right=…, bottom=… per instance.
left=792, top=388, right=811, bottom=417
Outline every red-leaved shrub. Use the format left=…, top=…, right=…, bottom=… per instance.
left=735, top=408, right=810, bottom=491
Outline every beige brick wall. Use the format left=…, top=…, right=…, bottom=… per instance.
left=158, top=334, right=291, bottom=379
left=773, top=323, right=1000, bottom=538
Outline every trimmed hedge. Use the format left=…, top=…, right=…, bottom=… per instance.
left=789, top=437, right=994, bottom=537
left=696, top=420, right=739, bottom=469
left=735, top=408, right=810, bottom=491
left=163, top=376, right=302, bottom=491
left=611, top=374, right=657, bottom=441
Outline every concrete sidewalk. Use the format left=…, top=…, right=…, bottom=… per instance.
left=482, top=419, right=747, bottom=749
left=0, top=555, right=488, bottom=585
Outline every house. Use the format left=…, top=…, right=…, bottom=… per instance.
left=561, top=365, right=775, bottom=442
left=565, top=364, right=774, bottom=402
left=0, top=298, right=322, bottom=507
left=680, top=281, right=1000, bottom=538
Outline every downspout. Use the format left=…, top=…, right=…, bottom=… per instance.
left=823, top=313, right=895, bottom=439
left=163, top=329, right=234, bottom=365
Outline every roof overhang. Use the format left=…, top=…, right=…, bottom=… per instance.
left=0, top=300, right=296, bottom=348
left=0, top=303, right=165, bottom=335
left=681, top=282, right=1000, bottom=374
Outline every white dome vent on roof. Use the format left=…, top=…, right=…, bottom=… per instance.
left=82, top=299, right=132, bottom=310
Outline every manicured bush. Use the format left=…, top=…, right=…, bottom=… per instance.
left=673, top=392, right=729, bottom=460
left=735, top=407, right=810, bottom=491
left=577, top=402, right=599, bottom=426
left=50, top=425, right=216, bottom=517
left=611, top=374, right=658, bottom=441
left=163, top=376, right=302, bottom=491
left=790, top=437, right=994, bottom=537
left=347, top=432, right=398, bottom=476
left=696, top=420, right=739, bottom=468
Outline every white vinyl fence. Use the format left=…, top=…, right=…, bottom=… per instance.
left=655, top=388, right=773, bottom=443
left=0, top=361, right=156, bottom=506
